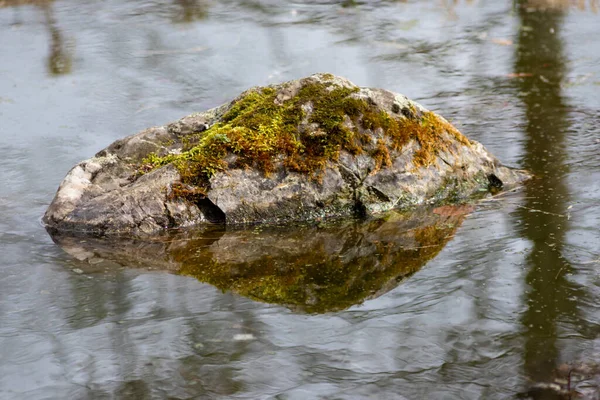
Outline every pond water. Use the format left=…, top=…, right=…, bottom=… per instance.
left=1, top=0, right=599, bottom=399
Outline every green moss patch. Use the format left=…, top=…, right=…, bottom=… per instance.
left=141, top=80, right=470, bottom=197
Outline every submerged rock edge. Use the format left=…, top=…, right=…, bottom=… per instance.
left=43, top=73, right=530, bottom=235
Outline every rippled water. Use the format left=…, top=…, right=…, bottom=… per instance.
left=1, top=1, right=599, bottom=399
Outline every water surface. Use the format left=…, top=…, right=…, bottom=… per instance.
left=1, top=1, right=599, bottom=399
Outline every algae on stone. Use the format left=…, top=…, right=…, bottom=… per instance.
left=141, top=77, right=472, bottom=198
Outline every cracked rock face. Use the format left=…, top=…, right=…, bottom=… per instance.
left=43, top=73, right=530, bottom=235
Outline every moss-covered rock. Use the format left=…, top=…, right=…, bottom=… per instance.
left=43, top=73, right=529, bottom=235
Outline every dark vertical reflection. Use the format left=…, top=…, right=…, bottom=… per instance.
left=172, top=0, right=208, bottom=23
left=514, top=1, right=585, bottom=387
left=40, top=2, right=72, bottom=75
left=0, top=1, right=71, bottom=75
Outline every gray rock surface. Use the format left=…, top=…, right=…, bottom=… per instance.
left=43, top=73, right=530, bottom=235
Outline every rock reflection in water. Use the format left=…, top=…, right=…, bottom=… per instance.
left=49, top=205, right=472, bottom=313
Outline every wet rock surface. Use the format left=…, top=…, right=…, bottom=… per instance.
left=43, top=73, right=530, bottom=235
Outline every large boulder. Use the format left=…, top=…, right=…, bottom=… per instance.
left=43, top=73, right=529, bottom=235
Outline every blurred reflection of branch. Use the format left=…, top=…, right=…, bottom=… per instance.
left=0, top=0, right=50, bottom=26
left=0, top=0, right=73, bottom=75
left=172, top=0, right=209, bottom=24
left=511, top=0, right=591, bottom=394
left=521, top=0, right=599, bottom=12
left=0, top=0, right=51, bottom=6
left=433, top=0, right=598, bottom=12
left=40, top=3, right=72, bottom=75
